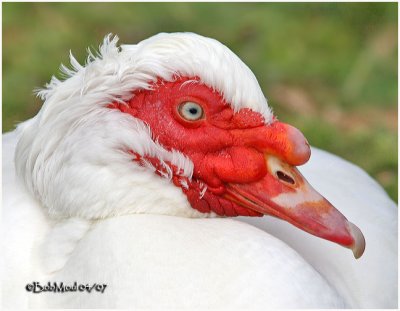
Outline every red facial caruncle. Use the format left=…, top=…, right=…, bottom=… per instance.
left=109, top=76, right=365, bottom=259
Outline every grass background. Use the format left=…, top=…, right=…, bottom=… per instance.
left=3, top=2, right=398, bottom=201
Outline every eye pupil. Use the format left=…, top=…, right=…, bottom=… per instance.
left=189, top=108, right=198, bottom=114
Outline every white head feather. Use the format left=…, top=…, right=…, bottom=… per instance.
left=15, top=32, right=273, bottom=220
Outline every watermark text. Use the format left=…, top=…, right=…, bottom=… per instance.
left=25, top=282, right=107, bottom=294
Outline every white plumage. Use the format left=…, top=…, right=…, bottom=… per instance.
left=2, top=33, right=397, bottom=309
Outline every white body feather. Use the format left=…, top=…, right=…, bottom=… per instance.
left=3, top=130, right=397, bottom=308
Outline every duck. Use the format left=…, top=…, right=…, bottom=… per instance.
left=2, top=32, right=396, bottom=309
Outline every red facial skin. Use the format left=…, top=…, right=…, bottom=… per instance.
left=108, top=76, right=365, bottom=258
left=109, top=77, right=309, bottom=216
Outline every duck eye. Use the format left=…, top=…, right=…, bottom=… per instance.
left=178, top=102, right=204, bottom=121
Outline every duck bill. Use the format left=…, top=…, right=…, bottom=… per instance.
left=224, top=156, right=365, bottom=259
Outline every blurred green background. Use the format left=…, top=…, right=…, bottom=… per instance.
left=3, top=2, right=397, bottom=201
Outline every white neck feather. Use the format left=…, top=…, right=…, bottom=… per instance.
left=15, top=112, right=206, bottom=220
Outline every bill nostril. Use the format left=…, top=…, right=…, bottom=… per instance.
left=276, top=171, right=295, bottom=185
